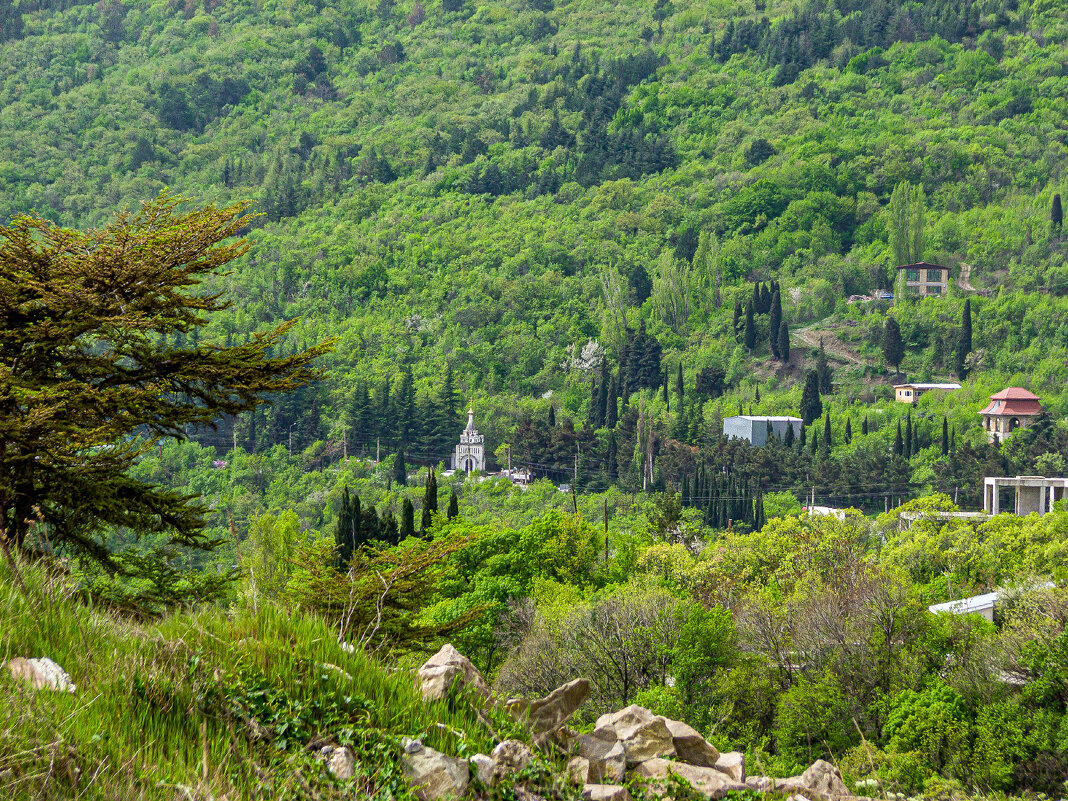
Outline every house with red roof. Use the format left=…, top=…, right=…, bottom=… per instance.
left=979, top=387, right=1042, bottom=443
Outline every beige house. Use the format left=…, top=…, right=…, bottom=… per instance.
left=896, top=262, right=950, bottom=298
left=893, top=382, right=961, bottom=403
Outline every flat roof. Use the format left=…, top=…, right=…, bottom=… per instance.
left=929, top=591, right=999, bottom=616
left=894, top=383, right=962, bottom=390
left=727, top=415, right=803, bottom=422
left=897, top=262, right=948, bottom=270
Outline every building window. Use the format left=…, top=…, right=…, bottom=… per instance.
left=927, top=269, right=944, bottom=282
left=927, top=285, right=942, bottom=295
left=907, top=285, right=920, bottom=295
left=905, top=269, right=920, bottom=281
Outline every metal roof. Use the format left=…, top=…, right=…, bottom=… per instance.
left=928, top=592, right=999, bottom=616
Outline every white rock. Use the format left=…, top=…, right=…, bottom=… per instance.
left=491, top=738, right=534, bottom=777
left=416, top=644, right=490, bottom=702
left=401, top=739, right=470, bottom=800
left=582, top=784, right=633, bottom=801
left=632, top=758, right=747, bottom=799
left=5, top=657, right=75, bottom=693
left=715, top=751, right=745, bottom=782
left=470, top=753, right=494, bottom=786
left=328, top=746, right=356, bottom=780
left=656, top=716, right=719, bottom=768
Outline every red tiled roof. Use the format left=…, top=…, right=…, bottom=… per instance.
left=979, top=400, right=1043, bottom=416
left=989, top=387, right=1040, bottom=401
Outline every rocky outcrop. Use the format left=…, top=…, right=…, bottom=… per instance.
left=633, top=757, right=748, bottom=799
left=571, top=731, right=626, bottom=783
left=400, top=738, right=470, bottom=800
left=582, top=784, right=632, bottom=801
left=594, top=705, right=676, bottom=766
left=5, top=657, right=76, bottom=693
left=416, top=644, right=490, bottom=702
left=715, top=751, right=745, bottom=782
left=508, top=678, right=590, bottom=742
left=657, top=716, right=719, bottom=768
left=491, top=739, right=534, bottom=779
left=777, top=759, right=850, bottom=799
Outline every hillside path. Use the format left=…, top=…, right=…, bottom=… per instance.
left=794, top=323, right=868, bottom=366
left=957, top=263, right=977, bottom=292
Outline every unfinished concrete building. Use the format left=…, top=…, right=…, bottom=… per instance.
left=983, top=475, right=1068, bottom=516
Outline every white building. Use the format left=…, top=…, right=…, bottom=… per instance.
left=723, top=415, right=803, bottom=446
left=453, top=407, right=486, bottom=473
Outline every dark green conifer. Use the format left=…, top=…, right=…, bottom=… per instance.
left=447, top=489, right=459, bottom=519
left=743, top=303, right=757, bottom=351
left=393, top=442, right=407, bottom=485
left=894, top=422, right=903, bottom=457
left=942, top=417, right=949, bottom=456
left=862, top=416, right=869, bottom=436
left=800, top=370, right=822, bottom=425
left=400, top=498, right=415, bottom=539
left=823, top=410, right=832, bottom=449
left=777, top=320, right=790, bottom=362
left=845, top=417, right=852, bottom=445
left=769, top=290, right=783, bottom=357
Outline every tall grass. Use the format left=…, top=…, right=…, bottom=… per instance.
left=0, top=556, right=516, bottom=800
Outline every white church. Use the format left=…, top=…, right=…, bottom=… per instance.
left=453, top=407, right=486, bottom=473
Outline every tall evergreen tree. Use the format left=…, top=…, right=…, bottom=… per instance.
left=942, top=417, right=949, bottom=456
left=777, top=320, right=790, bottom=362
left=743, top=303, right=756, bottom=351
left=816, top=340, right=833, bottom=394
left=904, top=415, right=913, bottom=460
left=810, top=429, right=819, bottom=456
left=606, top=374, right=619, bottom=428
left=548, top=405, right=556, bottom=427
left=675, top=362, right=684, bottom=407
left=394, top=442, right=408, bottom=485
left=862, top=416, right=869, bottom=436
left=1053, top=193, right=1063, bottom=234
left=823, top=410, right=832, bottom=449
left=784, top=421, right=795, bottom=447
left=446, top=489, right=459, bottom=519
left=400, top=498, right=415, bottom=539
left=421, top=470, right=438, bottom=535
left=732, top=301, right=743, bottom=341
left=845, top=417, right=852, bottom=445
left=800, top=370, right=823, bottom=425
left=882, top=317, right=905, bottom=373
left=955, top=298, right=972, bottom=378
left=894, top=422, right=904, bottom=457
left=769, top=290, right=783, bottom=357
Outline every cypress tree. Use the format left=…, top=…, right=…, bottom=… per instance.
left=784, top=421, right=796, bottom=447
left=911, top=420, right=918, bottom=457
left=894, top=422, right=903, bottom=457
left=882, top=317, right=905, bottom=374
left=382, top=510, right=399, bottom=546
left=769, top=290, right=783, bottom=358
left=548, top=405, right=556, bottom=427
left=799, top=424, right=806, bottom=452
left=751, top=282, right=761, bottom=314
left=823, top=410, right=832, bottom=449
left=733, top=301, right=743, bottom=340
left=335, top=488, right=358, bottom=568
left=596, top=358, right=610, bottom=427
left=816, top=340, right=833, bottom=394
left=755, top=385, right=761, bottom=403
left=400, top=498, right=415, bottom=539
left=777, top=320, right=790, bottom=362
left=421, top=470, right=438, bottom=535
left=1053, top=193, right=1063, bottom=234
left=754, top=490, right=765, bottom=531
left=447, top=489, right=459, bottom=519
left=862, top=416, right=869, bottom=436
left=393, top=442, right=408, bottom=485
left=662, top=370, right=669, bottom=407
left=743, top=303, right=756, bottom=351
left=363, top=503, right=380, bottom=542
left=956, top=298, right=972, bottom=378
left=905, top=415, right=913, bottom=460
left=810, top=429, right=819, bottom=456
left=676, top=362, right=684, bottom=406
left=845, top=417, right=852, bottom=445
left=590, top=377, right=602, bottom=428
left=606, top=375, right=618, bottom=428
left=942, top=417, right=949, bottom=456
left=800, top=370, right=822, bottom=425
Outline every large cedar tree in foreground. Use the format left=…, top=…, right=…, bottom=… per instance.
left=0, top=193, right=331, bottom=600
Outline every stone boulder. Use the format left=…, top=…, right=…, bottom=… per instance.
left=328, top=746, right=356, bottom=780
left=400, top=738, right=470, bottom=800
left=632, top=758, right=747, bottom=799
left=508, top=678, right=590, bottom=742
left=490, top=739, right=534, bottom=779
left=571, top=734, right=625, bottom=783
left=777, top=759, right=850, bottom=799
left=594, top=705, right=675, bottom=766
left=582, top=784, right=632, bottom=801
left=470, top=753, right=494, bottom=786
left=746, top=776, right=772, bottom=792
left=656, top=716, right=719, bottom=768
left=715, top=751, right=745, bottom=782
left=5, top=657, right=76, bottom=693
left=416, top=644, right=490, bottom=702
